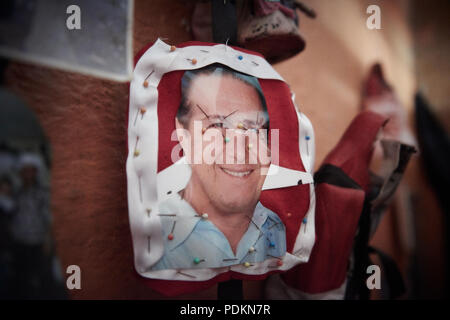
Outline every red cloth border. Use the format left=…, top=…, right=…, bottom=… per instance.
left=281, top=111, right=387, bottom=293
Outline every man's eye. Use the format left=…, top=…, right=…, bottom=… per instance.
left=208, top=123, right=224, bottom=129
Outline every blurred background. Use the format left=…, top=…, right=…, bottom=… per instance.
left=0, top=0, right=448, bottom=299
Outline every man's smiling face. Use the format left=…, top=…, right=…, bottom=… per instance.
left=180, top=72, right=270, bottom=214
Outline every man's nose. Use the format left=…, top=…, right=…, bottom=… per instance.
left=224, top=129, right=258, bottom=164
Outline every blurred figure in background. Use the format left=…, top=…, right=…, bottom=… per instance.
left=8, top=153, right=53, bottom=298
left=0, top=76, right=66, bottom=299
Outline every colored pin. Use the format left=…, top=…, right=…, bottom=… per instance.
left=168, top=234, right=174, bottom=241
left=249, top=246, right=255, bottom=253
left=303, top=218, right=307, bottom=234
left=193, top=257, right=205, bottom=264
left=143, top=70, right=154, bottom=88
left=170, top=45, right=176, bottom=52
left=287, top=212, right=292, bottom=218
left=238, top=55, right=243, bottom=60
left=187, top=58, right=197, bottom=65
left=140, top=107, right=147, bottom=119
left=133, top=136, right=140, bottom=156
left=244, top=262, right=251, bottom=268
left=305, top=135, right=310, bottom=155
left=224, top=137, right=230, bottom=143
left=201, top=213, right=209, bottom=219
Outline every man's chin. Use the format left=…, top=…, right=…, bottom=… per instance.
left=214, top=196, right=259, bottom=214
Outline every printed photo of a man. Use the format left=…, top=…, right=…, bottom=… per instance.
left=151, top=64, right=286, bottom=270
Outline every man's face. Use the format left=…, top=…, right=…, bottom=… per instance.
left=180, top=73, right=270, bottom=214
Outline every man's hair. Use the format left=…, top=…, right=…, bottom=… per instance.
left=177, top=63, right=269, bottom=127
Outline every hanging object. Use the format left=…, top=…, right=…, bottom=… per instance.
left=191, top=0, right=316, bottom=64
left=127, top=39, right=316, bottom=296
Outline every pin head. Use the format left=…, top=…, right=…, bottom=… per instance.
left=134, top=150, right=140, bottom=157
left=168, top=234, right=174, bottom=241
left=201, top=213, right=209, bottom=219
left=170, top=45, right=176, bottom=52
left=238, top=55, right=243, bottom=60
left=305, top=136, right=310, bottom=141
left=143, top=80, right=149, bottom=88
left=193, top=257, right=201, bottom=264
left=244, top=262, right=251, bottom=267
left=303, top=218, right=307, bottom=224
left=191, top=58, right=197, bottom=65
left=277, top=260, right=283, bottom=267
left=249, top=246, right=255, bottom=253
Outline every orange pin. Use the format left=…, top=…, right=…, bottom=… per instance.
left=143, top=70, right=154, bottom=88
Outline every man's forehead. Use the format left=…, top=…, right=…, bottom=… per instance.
left=187, top=73, right=263, bottom=115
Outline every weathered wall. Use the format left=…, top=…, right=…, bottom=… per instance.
left=4, top=0, right=442, bottom=299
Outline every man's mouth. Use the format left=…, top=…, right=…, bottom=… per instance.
left=220, top=167, right=254, bottom=178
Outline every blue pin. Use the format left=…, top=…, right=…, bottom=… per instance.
left=303, top=218, right=307, bottom=224
left=269, top=241, right=275, bottom=248
left=305, top=135, right=310, bottom=141
left=238, top=55, right=243, bottom=60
